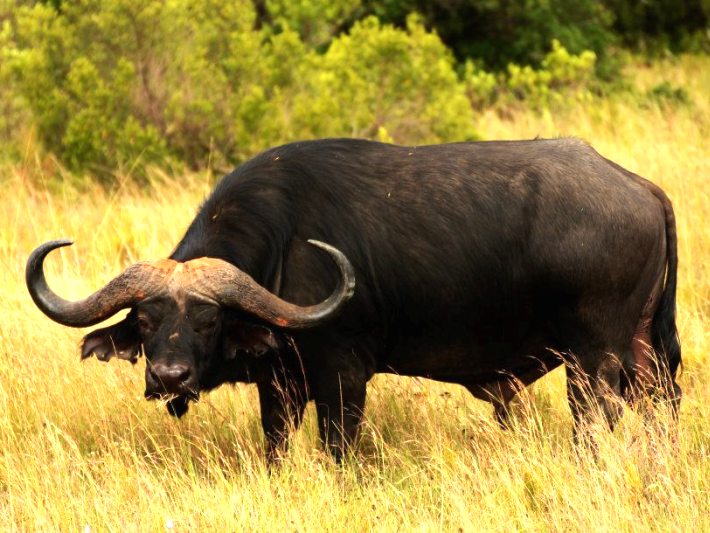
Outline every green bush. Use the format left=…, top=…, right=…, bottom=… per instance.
left=645, top=81, right=692, bottom=108
left=3, top=1, right=476, bottom=180
left=6, top=0, right=697, bottom=181
left=606, top=0, right=709, bottom=53
left=360, top=0, right=616, bottom=76
left=291, top=15, right=477, bottom=143
left=462, top=60, right=498, bottom=110
left=265, top=0, right=361, bottom=47
left=506, top=40, right=597, bottom=108
left=0, top=11, right=31, bottom=161
left=461, top=40, right=598, bottom=111
left=5, top=1, right=182, bottom=175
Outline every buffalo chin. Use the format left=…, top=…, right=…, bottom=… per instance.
left=166, top=395, right=191, bottom=418
left=144, top=391, right=197, bottom=418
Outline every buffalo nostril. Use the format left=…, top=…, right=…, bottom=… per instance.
left=149, top=363, right=192, bottom=391
left=175, top=366, right=191, bottom=383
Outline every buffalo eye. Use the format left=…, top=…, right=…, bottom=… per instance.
left=193, top=318, right=218, bottom=335
left=136, top=314, right=155, bottom=336
left=190, top=306, right=219, bottom=335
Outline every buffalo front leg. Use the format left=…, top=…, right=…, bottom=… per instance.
left=312, top=353, right=368, bottom=462
left=257, top=374, right=308, bottom=465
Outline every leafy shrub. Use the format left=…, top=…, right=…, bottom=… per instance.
left=3, top=2, right=476, bottom=181
left=645, top=82, right=692, bottom=107
left=265, top=0, right=361, bottom=47
left=360, top=0, right=616, bottom=76
left=460, top=40, right=598, bottom=111
left=8, top=0, right=689, bottom=181
left=462, top=60, right=498, bottom=110
left=291, top=15, right=477, bottom=143
left=606, top=0, right=709, bottom=53
left=5, top=1, right=182, bottom=175
left=0, top=13, right=31, bottom=161
left=505, top=40, right=597, bottom=108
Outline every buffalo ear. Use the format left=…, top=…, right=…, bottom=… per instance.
left=223, top=320, right=282, bottom=360
left=81, top=314, right=141, bottom=363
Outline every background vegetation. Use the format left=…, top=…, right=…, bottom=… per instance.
left=0, top=0, right=708, bottom=530
left=1, top=0, right=708, bottom=180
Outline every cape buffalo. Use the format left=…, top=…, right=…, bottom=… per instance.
left=27, top=138, right=681, bottom=461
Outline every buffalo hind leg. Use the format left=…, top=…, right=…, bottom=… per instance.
left=257, top=372, right=308, bottom=465
left=312, top=352, right=368, bottom=463
left=565, top=349, right=624, bottom=447
left=628, top=316, right=682, bottom=418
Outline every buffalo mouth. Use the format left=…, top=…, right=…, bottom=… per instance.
left=144, top=388, right=200, bottom=402
left=144, top=389, right=198, bottom=419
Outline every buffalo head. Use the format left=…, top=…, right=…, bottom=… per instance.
left=26, top=240, right=355, bottom=416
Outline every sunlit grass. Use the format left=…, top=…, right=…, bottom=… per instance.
left=1, top=56, right=708, bottom=531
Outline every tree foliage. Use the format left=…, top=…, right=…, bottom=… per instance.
left=606, top=0, right=710, bottom=52
left=2, top=1, right=475, bottom=178
left=361, top=0, right=616, bottom=72
left=360, top=0, right=708, bottom=66
left=0, top=0, right=706, bottom=180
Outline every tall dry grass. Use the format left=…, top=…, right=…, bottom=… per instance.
left=0, top=56, right=708, bottom=531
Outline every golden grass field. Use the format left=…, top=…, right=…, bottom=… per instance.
left=1, top=56, right=708, bottom=531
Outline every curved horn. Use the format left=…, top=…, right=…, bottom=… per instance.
left=192, top=240, right=356, bottom=329
left=26, top=240, right=168, bottom=327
